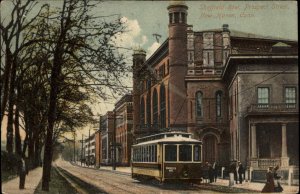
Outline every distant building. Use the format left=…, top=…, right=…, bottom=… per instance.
left=84, top=132, right=95, bottom=165
left=114, top=94, right=133, bottom=166
left=132, top=1, right=298, bottom=183
left=98, top=111, right=114, bottom=165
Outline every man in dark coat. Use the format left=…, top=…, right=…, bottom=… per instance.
left=230, top=161, right=238, bottom=184
left=238, top=162, right=245, bottom=184
left=202, top=162, right=209, bottom=183
left=212, top=162, right=218, bottom=182
left=208, top=163, right=214, bottom=183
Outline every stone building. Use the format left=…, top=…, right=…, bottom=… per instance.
left=84, top=132, right=95, bottom=165
left=132, top=1, right=298, bottom=181
left=114, top=94, right=133, bottom=166
left=223, top=51, right=298, bottom=183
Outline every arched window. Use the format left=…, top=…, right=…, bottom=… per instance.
left=146, top=93, right=151, bottom=126
left=160, top=84, right=166, bottom=129
left=196, top=91, right=203, bottom=117
left=216, top=91, right=222, bottom=117
left=140, top=97, right=145, bottom=126
left=153, top=89, right=158, bottom=126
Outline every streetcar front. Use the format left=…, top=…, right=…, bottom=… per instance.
left=162, top=140, right=202, bottom=183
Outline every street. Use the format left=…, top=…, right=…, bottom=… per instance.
left=55, top=159, right=220, bottom=194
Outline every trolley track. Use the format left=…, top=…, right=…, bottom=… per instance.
left=55, top=166, right=107, bottom=194
left=55, top=160, right=220, bottom=193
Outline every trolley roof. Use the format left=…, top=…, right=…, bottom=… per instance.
left=136, top=131, right=192, bottom=144
left=133, top=135, right=202, bottom=146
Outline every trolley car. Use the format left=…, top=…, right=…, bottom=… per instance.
left=131, top=132, right=203, bottom=183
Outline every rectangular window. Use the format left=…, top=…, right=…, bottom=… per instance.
left=258, top=87, right=269, bottom=108
left=154, top=145, right=157, bottom=162
left=179, top=145, right=192, bottom=161
left=194, top=145, right=201, bottom=161
left=285, top=87, right=296, bottom=108
left=203, top=50, right=214, bottom=67
left=165, top=145, right=177, bottom=161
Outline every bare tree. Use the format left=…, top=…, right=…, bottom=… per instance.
left=23, top=0, right=129, bottom=190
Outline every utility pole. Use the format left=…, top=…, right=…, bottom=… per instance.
left=81, top=134, right=83, bottom=166
left=88, top=128, right=91, bottom=167
left=73, top=131, right=76, bottom=162
left=112, top=111, right=116, bottom=170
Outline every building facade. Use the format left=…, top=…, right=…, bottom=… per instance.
left=114, top=94, right=133, bottom=166
left=132, top=1, right=298, bottom=182
left=84, top=132, right=95, bottom=165
left=223, top=52, right=298, bottom=183
left=99, top=111, right=114, bottom=165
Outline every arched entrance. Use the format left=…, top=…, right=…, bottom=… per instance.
left=202, top=134, right=218, bottom=164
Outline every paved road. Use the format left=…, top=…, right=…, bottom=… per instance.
left=55, top=160, right=221, bottom=194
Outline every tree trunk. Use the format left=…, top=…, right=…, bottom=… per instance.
left=1, top=48, right=12, bottom=122
left=34, top=138, right=40, bottom=168
left=42, top=52, right=63, bottom=191
left=14, top=99, right=22, bottom=156
left=6, top=57, right=17, bottom=154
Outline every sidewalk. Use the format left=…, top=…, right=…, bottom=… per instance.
left=2, top=167, right=43, bottom=194
left=73, top=161, right=131, bottom=174
left=209, top=179, right=299, bottom=193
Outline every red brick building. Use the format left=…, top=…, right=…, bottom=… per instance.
left=114, top=94, right=133, bottom=166
left=132, top=1, right=298, bottom=181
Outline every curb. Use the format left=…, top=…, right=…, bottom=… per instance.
left=70, top=162, right=131, bottom=176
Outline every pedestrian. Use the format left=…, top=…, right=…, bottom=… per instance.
left=208, top=163, right=214, bottom=183
left=238, top=161, right=245, bottom=184
left=202, top=162, right=209, bottom=183
left=273, top=165, right=283, bottom=192
left=212, top=161, right=218, bottom=182
left=232, top=161, right=238, bottom=184
left=18, top=157, right=27, bottom=189
left=262, top=166, right=275, bottom=193
left=229, top=161, right=237, bottom=186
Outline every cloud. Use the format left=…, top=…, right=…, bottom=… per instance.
left=113, top=17, right=147, bottom=49
left=147, top=42, right=161, bottom=59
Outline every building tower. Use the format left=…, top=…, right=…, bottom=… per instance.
left=167, top=1, right=188, bottom=130
left=132, top=48, right=146, bottom=137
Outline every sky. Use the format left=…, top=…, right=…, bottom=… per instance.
left=0, top=0, right=298, bottom=138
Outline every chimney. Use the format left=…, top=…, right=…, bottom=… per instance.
left=222, top=24, right=229, bottom=32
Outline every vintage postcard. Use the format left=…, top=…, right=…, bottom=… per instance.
left=1, top=1, right=298, bottom=193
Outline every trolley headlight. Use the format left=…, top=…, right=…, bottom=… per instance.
left=183, top=170, right=188, bottom=177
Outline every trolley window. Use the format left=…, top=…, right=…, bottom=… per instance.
left=154, top=145, right=157, bottom=162
left=165, top=145, right=177, bottom=161
left=179, top=145, right=192, bottom=161
left=194, top=145, right=201, bottom=161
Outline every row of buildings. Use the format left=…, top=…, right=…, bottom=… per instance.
left=83, top=1, right=298, bottom=183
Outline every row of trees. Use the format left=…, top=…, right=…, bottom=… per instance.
left=1, top=0, right=129, bottom=190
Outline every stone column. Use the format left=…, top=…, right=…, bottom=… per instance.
left=251, top=124, right=257, bottom=158
left=281, top=123, right=289, bottom=167
left=281, top=123, right=287, bottom=157
left=179, top=12, right=182, bottom=23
